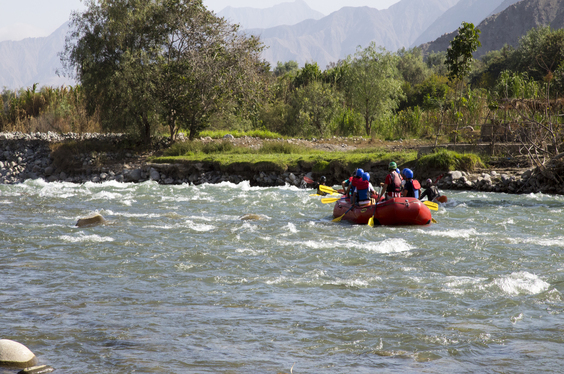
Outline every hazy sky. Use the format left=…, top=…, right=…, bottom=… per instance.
left=0, top=0, right=400, bottom=41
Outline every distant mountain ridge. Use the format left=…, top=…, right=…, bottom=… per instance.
left=411, top=0, right=520, bottom=47
left=420, top=0, right=564, bottom=58
left=217, top=0, right=324, bottom=29
left=0, top=22, right=74, bottom=90
left=2, top=0, right=560, bottom=91
left=249, top=0, right=459, bottom=68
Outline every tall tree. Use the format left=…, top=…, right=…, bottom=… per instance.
left=345, top=43, right=403, bottom=136
left=445, top=22, right=481, bottom=83
left=61, top=0, right=268, bottom=142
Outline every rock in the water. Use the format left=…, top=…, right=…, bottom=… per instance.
left=76, top=213, right=106, bottom=227
left=18, top=365, right=55, bottom=374
left=0, top=339, right=38, bottom=368
left=239, top=214, right=267, bottom=221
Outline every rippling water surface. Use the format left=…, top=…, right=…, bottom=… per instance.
left=1, top=180, right=564, bottom=373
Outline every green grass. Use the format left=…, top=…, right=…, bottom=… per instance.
left=417, top=148, right=484, bottom=171
left=152, top=143, right=418, bottom=174
left=190, top=129, right=285, bottom=139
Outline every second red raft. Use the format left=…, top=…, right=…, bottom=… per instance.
left=332, top=197, right=432, bottom=225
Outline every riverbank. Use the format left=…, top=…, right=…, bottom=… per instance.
left=1, top=131, right=562, bottom=195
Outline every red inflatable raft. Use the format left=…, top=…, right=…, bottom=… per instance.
left=332, top=197, right=432, bottom=225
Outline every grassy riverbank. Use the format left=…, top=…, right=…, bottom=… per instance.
left=150, top=138, right=484, bottom=174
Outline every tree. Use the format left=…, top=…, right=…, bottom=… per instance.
left=61, top=0, right=268, bottom=142
left=274, top=61, right=299, bottom=77
left=287, top=81, right=342, bottom=137
left=445, top=22, right=481, bottom=83
left=345, top=43, right=403, bottom=136
left=445, top=22, right=481, bottom=144
left=397, top=47, right=428, bottom=86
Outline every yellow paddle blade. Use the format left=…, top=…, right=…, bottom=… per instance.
left=423, top=201, right=438, bottom=211
left=321, top=197, right=341, bottom=204
left=332, top=213, right=346, bottom=222
left=319, top=185, right=338, bottom=194
left=368, top=216, right=374, bottom=227
left=431, top=218, right=438, bottom=224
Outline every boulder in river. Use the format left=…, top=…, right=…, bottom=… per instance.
left=0, top=339, right=38, bottom=368
left=76, top=213, right=106, bottom=227
left=239, top=214, right=268, bottom=221
left=17, top=365, right=55, bottom=374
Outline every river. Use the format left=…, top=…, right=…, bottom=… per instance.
left=1, top=180, right=563, bottom=373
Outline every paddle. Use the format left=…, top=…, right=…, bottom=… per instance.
left=423, top=201, right=438, bottom=211
left=431, top=218, right=438, bottom=224
left=303, top=176, right=314, bottom=184
left=321, top=197, right=342, bottom=204
left=368, top=187, right=382, bottom=227
left=319, top=185, right=339, bottom=194
left=333, top=204, right=355, bottom=222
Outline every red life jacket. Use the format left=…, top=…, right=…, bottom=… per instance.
left=387, top=171, right=402, bottom=193
left=413, top=179, right=421, bottom=190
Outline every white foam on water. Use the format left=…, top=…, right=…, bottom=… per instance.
left=493, top=271, right=550, bottom=296
left=510, top=313, right=523, bottom=324
left=99, top=180, right=130, bottom=189
left=284, top=222, right=298, bottom=234
left=442, top=276, right=486, bottom=295
left=185, top=220, right=215, bottom=232
left=235, top=248, right=266, bottom=255
left=497, top=218, right=514, bottom=225
left=175, top=263, right=194, bottom=271
left=0, top=200, right=12, bottom=204
left=90, top=191, right=124, bottom=200
left=231, top=221, right=257, bottom=233
left=266, top=275, right=287, bottom=285
left=507, top=236, right=564, bottom=247
left=419, top=228, right=480, bottom=239
left=160, top=195, right=194, bottom=202
left=103, top=210, right=162, bottom=218
left=295, top=240, right=327, bottom=250
left=60, top=233, right=115, bottom=243
left=362, top=238, right=414, bottom=254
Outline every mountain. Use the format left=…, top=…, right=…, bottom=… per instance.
left=411, top=0, right=520, bottom=47
left=420, top=0, right=564, bottom=58
left=249, top=0, right=459, bottom=68
left=217, top=0, right=324, bottom=29
left=0, top=22, right=74, bottom=90
left=0, top=23, right=49, bottom=43
left=489, top=0, right=524, bottom=16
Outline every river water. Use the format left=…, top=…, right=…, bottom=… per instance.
left=1, top=180, right=563, bottom=373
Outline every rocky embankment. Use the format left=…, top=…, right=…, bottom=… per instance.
left=1, top=132, right=563, bottom=195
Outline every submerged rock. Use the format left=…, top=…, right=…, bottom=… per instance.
left=239, top=214, right=268, bottom=221
left=76, top=213, right=106, bottom=227
left=18, top=365, right=55, bottom=374
left=0, top=339, right=38, bottom=368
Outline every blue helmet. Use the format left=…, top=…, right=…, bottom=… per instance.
left=396, top=168, right=401, bottom=175
left=355, top=168, right=364, bottom=178
left=362, top=172, right=370, bottom=181
left=402, top=168, right=413, bottom=179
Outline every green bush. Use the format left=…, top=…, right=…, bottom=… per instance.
left=417, top=148, right=484, bottom=171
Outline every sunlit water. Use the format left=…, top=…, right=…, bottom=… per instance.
left=1, top=180, right=563, bottom=373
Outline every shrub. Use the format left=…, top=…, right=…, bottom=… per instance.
left=417, top=148, right=484, bottom=171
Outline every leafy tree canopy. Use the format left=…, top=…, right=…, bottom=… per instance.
left=446, top=22, right=481, bottom=82
left=61, top=0, right=268, bottom=142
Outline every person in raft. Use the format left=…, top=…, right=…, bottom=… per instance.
left=315, top=176, right=328, bottom=196
left=401, top=168, right=421, bottom=199
left=420, top=178, right=442, bottom=202
left=378, top=162, right=402, bottom=201
left=351, top=172, right=376, bottom=206
left=342, top=168, right=363, bottom=200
